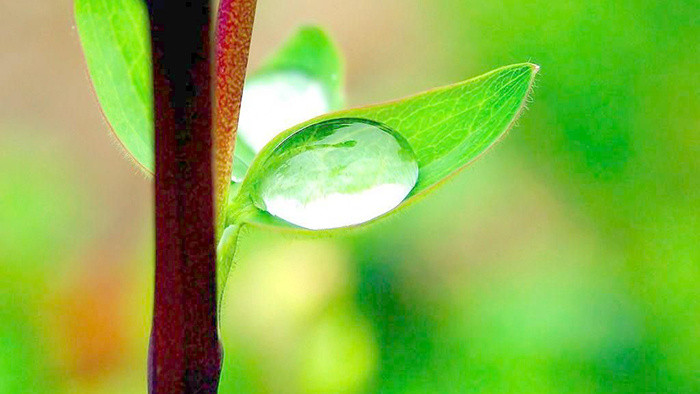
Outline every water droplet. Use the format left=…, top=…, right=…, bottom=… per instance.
left=252, top=118, right=419, bottom=230
left=232, top=71, right=330, bottom=182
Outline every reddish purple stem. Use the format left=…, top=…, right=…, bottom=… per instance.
left=147, top=1, right=220, bottom=392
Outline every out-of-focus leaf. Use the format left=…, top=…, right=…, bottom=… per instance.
left=232, top=26, right=344, bottom=180
left=74, top=7, right=344, bottom=181
left=254, top=25, right=344, bottom=109
left=74, top=0, right=152, bottom=172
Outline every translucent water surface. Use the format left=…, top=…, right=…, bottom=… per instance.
left=252, top=118, right=419, bottom=230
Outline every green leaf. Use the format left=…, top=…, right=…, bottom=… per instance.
left=74, top=0, right=153, bottom=172
left=232, top=26, right=344, bottom=180
left=231, top=138, right=257, bottom=181
left=74, top=6, right=344, bottom=178
left=227, top=63, right=539, bottom=233
left=254, top=25, right=345, bottom=109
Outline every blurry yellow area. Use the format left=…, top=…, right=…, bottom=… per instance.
left=219, top=238, right=376, bottom=392
left=0, top=0, right=697, bottom=393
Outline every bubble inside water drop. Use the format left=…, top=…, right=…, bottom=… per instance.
left=253, top=118, right=419, bottom=230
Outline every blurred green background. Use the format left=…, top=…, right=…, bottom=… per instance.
left=0, top=0, right=697, bottom=392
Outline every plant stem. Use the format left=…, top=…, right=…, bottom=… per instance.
left=147, top=0, right=257, bottom=391
left=147, top=0, right=219, bottom=392
left=213, top=0, right=257, bottom=229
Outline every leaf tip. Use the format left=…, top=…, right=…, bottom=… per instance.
left=296, top=24, right=327, bottom=37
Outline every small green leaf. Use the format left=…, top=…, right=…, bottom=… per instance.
left=231, top=138, right=256, bottom=181
left=232, top=26, right=344, bottom=180
left=228, top=63, right=539, bottom=233
left=254, top=25, right=344, bottom=109
left=74, top=0, right=152, bottom=172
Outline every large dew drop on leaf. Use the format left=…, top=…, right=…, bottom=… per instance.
left=252, top=118, right=418, bottom=230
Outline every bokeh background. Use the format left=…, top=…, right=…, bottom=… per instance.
left=1, top=0, right=697, bottom=392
